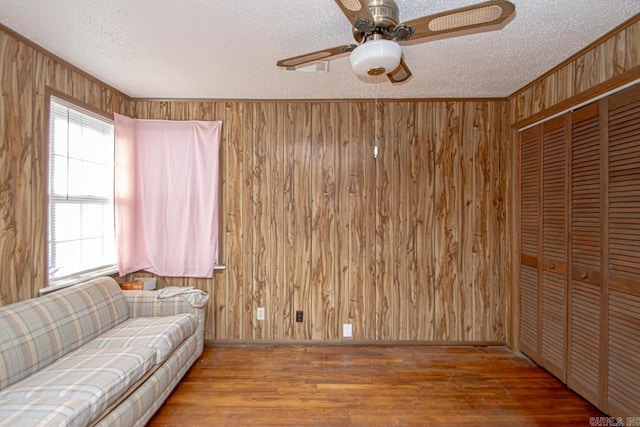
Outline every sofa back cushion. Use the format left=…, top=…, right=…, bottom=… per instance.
left=0, top=277, right=129, bottom=389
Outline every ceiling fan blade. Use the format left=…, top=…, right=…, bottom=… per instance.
left=387, top=57, right=412, bottom=84
left=277, top=45, right=357, bottom=68
left=334, top=0, right=375, bottom=26
left=402, top=0, right=515, bottom=42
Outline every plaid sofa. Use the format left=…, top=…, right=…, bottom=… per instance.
left=0, top=277, right=207, bottom=427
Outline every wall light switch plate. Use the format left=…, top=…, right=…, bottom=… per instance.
left=257, top=307, right=265, bottom=321
left=343, top=323, right=353, bottom=338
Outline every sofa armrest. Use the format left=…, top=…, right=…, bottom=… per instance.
left=124, top=290, right=203, bottom=318
left=123, top=290, right=207, bottom=353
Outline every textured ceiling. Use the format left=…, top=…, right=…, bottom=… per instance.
left=0, top=0, right=638, bottom=99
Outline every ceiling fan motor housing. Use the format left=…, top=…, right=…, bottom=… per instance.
left=352, top=0, right=400, bottom=42
left=369, top=0, right=399, bottom=28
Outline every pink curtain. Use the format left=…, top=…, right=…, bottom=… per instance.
left=114, top=114, right=222, bottom=278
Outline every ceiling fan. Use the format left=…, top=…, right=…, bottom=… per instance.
left=276, top=0, right=515, bottom=83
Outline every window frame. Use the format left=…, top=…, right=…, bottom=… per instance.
left=44, top=90, right=118, bottom=291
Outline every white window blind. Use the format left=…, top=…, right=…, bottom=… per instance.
left=48, top=97, right=116, bottom=284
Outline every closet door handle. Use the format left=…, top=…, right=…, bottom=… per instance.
left=580, top=271, right=589, bottom=280
left=549, top=263, right=556, bottom=270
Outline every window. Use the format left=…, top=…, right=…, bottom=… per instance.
left=48, top=97, right=116, bottom=284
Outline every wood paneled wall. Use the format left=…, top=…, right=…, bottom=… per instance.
left=508, top=16, right=640, bottom=127
left=0, top=28, right=130, bottom=306
left=1, top=24, right=510, bottom=343
left=128, top=99, right=509, bottom=342
left=4, top=13, right=637, bottom=344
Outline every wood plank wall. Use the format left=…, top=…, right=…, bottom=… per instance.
left=3, top=13, right=638, bottom=344
left=508, top=16, right=640, bottom=127
left=507, top=14, right=640, bottom=350
left=0, top=28, right=130, bottom=306
left=0, top=23, right=509, bottom=343
left=128, top=99, right=509, bottom=342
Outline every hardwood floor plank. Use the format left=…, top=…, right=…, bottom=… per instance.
left=148, top=345, right=603, bottom=426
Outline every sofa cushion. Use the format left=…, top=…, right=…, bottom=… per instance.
left=0, top=277, right=129, bottom=390
left=0, top=347, right=155, bottom=422
left=0, top=397, right=91, bottom=427
left=82, top=314, right=197, bottom=364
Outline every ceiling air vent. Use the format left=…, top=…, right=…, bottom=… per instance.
left=285, top=61, right=329, bottom=73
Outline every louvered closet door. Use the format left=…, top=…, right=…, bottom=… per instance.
left=607, top=85, right=640, bottom=418
left=541, top=116, right=567, bottom=380
left=569, top=103, right=602, bottom=404
left=519, top=126, right=541, bottom=361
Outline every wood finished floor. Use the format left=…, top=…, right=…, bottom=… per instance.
left=147, top=345, right=603, bottom=426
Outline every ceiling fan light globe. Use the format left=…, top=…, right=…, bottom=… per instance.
left=350, top=39, right=401, bottom=77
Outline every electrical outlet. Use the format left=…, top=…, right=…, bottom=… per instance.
left=295, top=310, right=303, bottom=322
left=257, top=307, right=265, bottom=321
left=343, top=324, right=353, bottom=338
